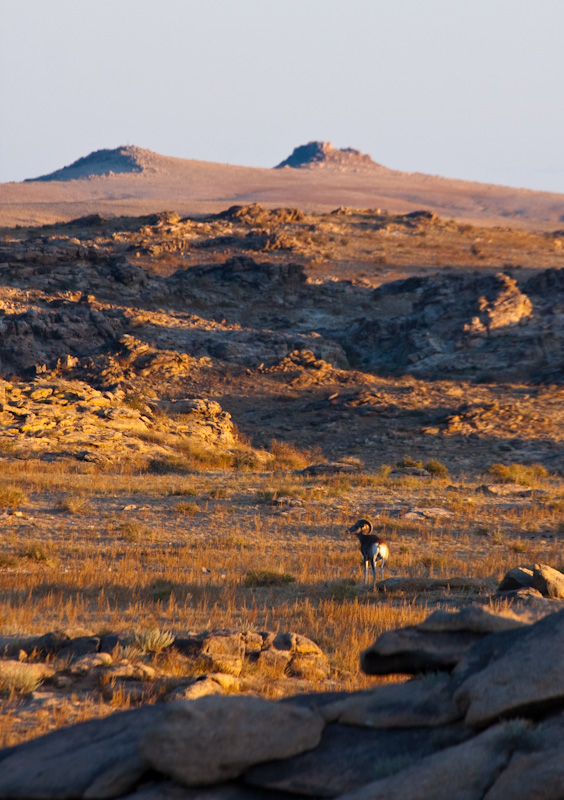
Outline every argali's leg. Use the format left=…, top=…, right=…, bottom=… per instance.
left=364, top=560, right=369, bottom=586
left=371, top=556, right=377, bottom=589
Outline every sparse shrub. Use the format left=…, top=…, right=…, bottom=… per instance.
left=133, top=627, right=175, bottom=654
left=0, top=486, right=28, bottom=510
left=209, top=486, right=227, bottom=499
left=119, top=521, right=150, bottom=542
left=149, top=579, right=177, bottom=601
left=486, top=463, right=548, bottom=486
left=23, top=543, right=49, bottom=562
left=168, top=486, right=199, bottom=497
left=509, top=540, right=529, bottom=554
left=0, top=552, right=17, bottom=567
left=395, top=456, right=424, bottom=469
left=148, top=456, right=193, bottom=475
left=123, top=394, right=147, bottom=412
left=269, top=439, right=313, bottom=471
left=424, top=459, right=449, bottom=478
left=57, top=495, right=92, bottom=514
left=0, top=666, right=43, bottom=696
left=245, top=570, right=296, bottom=587
left=174, top=501, right=200, bottom=516
left=378, top=465, right=392, bottom=479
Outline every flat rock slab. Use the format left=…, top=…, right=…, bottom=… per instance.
left=140, top=696, right=324, bottom=786
left=245, top=722, right=466, bottom=797
left=375, top=576, right=489, bottom=594
left=361, top=626, right=483, bottom=674
left=454, top=607, right=564, bottom=726
left=416, top=606, right=528, bottom=635
left=334, top=722, right=515, bottom=800
left=327, top=673, right=461, bottom=729
left=0, top=705, right=166, bottom=799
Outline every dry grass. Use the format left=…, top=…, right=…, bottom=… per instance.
left=0, top=456, right=563, bottom=745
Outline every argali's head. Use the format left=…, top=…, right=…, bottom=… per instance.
left=347, top=518, right=373, bottom=536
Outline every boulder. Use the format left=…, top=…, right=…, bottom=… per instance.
left=325, top=673, right=460, bottom=729
left=0, top=705, right=165, bottom=799
left=245, top=722, right=465, bottom=797
left=454, top=608, right=564, bottom=726
left=497, top=566, right=534, bottom=592
left=140, top=696, right=324, bottom=786
left=333, top=722, right=516, bottom=800
left=484, top=713, right=564, bottom=800
left=532, top=563, right=564, bottom=599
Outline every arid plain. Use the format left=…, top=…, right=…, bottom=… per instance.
left=1, top=144, right=564, bottom=753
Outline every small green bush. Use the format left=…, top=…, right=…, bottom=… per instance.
left=245, top=570, right=296, bottom=587
left=424, top=459, right=450, bottom=478
left=395, top=456, right=423, bottom=469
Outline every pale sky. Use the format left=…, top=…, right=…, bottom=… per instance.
left=1, top=0, right=563, bottom=192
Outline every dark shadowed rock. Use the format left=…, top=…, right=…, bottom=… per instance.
left=494, top=586, right=547, bottom=604
left=532, top=563, right=564, bottom=599
left=121, top=780, right=309, bottom=800
left=56, top=636, right=100, bottom=662
left=140, top=696, right=324, bottom=787
left=325, top=673, right=461, bottom=728
left=485, top=714, right=564, bottom=800
left=245, top=722, right=466, bottom=797
left=498, top=566, right=534, bottom=592
left=454, top=608, right=564, bottom=726
left=0, top=705, right=165, bottom=799
left=334, top=722, right=516, bottom=800
left=361, top=627, right=483, bottom=675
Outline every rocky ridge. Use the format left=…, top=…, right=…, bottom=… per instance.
left=276, top=141, right=382, bottom=170
left=2, top=602, right=564, bottom=799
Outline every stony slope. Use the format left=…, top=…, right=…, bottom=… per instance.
left=1, top=206, right=564, bottom=472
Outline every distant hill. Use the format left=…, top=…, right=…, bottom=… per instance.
left=1, top=143, right=563, bottom=229
left=25, top=146, right=154, bottom=182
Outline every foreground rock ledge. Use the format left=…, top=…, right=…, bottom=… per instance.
left=2, top=606, right=564, bottom=800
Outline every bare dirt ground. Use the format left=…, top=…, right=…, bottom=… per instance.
left=1, top=195, right=564, bottom=747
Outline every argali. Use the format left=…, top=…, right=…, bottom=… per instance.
left=347, top=518, right=389, bottom=588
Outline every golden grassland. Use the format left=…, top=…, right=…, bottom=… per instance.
left=0, top=453, right=563, bottom=745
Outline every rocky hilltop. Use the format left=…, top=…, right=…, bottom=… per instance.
left=275, top=141, right=382, bottom=170
left=24, top=146, right=159, bottom=182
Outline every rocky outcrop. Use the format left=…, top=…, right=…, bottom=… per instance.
left=4, top=607, right=564, bottom=799
left=496, top=563, right=564, bottom=601
left=275, top=142, right=382, bottom=170
left=345, top=271, right=540, bottom=381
